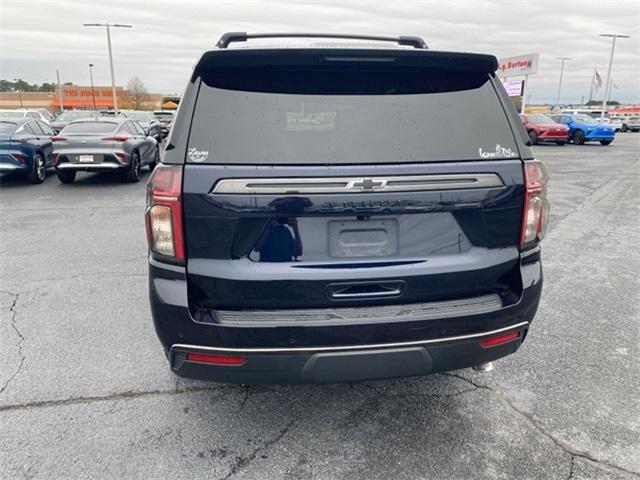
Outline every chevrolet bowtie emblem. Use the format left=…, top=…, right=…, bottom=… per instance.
left=349, top=178, right=386, bottom=190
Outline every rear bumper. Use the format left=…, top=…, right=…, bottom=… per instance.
left=537, top=131, right=568, bottom=141
left=149, top=250, right=542, bottom=384
left=170, top=324, right=527, bottom=384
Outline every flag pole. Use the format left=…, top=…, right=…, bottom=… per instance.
left=588, top=69, right=595, bottom=104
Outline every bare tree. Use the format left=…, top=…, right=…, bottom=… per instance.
left=123, top=77, right=150, bottom=109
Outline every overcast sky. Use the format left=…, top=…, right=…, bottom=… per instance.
left=1, top=0, right=639, bottom=103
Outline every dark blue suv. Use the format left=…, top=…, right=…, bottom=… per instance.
left=145, top=33, right=548, bottom=384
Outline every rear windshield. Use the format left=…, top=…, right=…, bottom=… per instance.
left=188, top=66, right=518, bottom=164
left=527, top=114, right=557, bottom=124
left=0, top=122, right=18, bottom=134
left=62, top=122, right=118, bottom=134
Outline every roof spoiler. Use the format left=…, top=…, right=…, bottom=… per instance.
left=216, top=32, right=428, bottom=50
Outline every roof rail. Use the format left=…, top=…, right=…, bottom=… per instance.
left=216, top=32, right=428, bottom=50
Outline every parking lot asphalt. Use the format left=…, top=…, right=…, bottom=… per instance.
left=0, top=135, right=638, bottom=480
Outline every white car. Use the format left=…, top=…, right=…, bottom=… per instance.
left=609, top=116, right=625, bottom=131
left=0, top=108, right=51, bottom=124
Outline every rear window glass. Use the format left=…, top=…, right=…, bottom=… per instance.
left=0, top=122, right=18, bottom=134
left=188, top=66, right=518, bottom=164
left=62, top=122, right=118, bottom=134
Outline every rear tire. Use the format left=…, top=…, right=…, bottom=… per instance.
left=572, top=130, right=585, bottom=145
left=620, top=124, right=628, bottom=132
left=556, top=141, right=566, bottom=146
left=600, top=139, right=613, bottom=146
left=57, top=170, right=76, bottom=184
left=27, top=152, right=46, bottom=184
left=528, top=130, right=538, bottom=145
left=124, top=150, right=141, bottom=182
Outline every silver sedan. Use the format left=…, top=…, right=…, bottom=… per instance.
left=52, top=117, right=161, bottom=183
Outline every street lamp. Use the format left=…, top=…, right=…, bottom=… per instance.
left=599, top=34, right=630, bottom=121
left=82, top=23, right=133, bottom=114
left=88, top=63, right=97, bottom=111
left=555, top=57, right=571, bottom=109
left=13, top=78, right=23, bottom=108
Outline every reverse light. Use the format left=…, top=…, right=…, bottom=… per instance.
left=519, top=161, right=549, bottom=249
left=145, top=164, right=184, bottom=262
left=479, top=331, right=520, bottom=348
left=186, top=352, right=247, bottom=366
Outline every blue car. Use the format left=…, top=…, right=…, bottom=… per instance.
left=550, top=113, right=615, bottom=145
left=0, top=117, right=54, bottom=183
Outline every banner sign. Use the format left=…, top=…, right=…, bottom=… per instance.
left=503, top=80, right=524, bottom=97
left=498, top=53, right=539, bottom=77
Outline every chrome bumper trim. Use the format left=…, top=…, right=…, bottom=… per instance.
left=57, top=163, right=122, bottom=170
left=211, top=173, right=504, bottom=195
left=171, top=321, right=529, bottom=354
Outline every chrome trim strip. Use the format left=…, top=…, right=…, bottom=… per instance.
left=57, top=163, right=122, bottom=170
left=0, top=164, right=21, bottom=171
left=171, top=321, right=529, bottom=354
left=211, top=173, right=503, bottom=194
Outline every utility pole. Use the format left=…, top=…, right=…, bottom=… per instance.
left=88, top=64, right=97, bottom=111
left=82, top=23, right=133, bottom=114
left=555, top=57, right=571, bottom=109
left=56, top=70, right=64, bottom=112
left=599, top=34, right=630, bottom=121
left=13, top=78, right=23, bottom=108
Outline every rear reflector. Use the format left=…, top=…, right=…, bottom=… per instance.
left=479, top=331, right=520, bottom=348
left=186, top=352, right=247, bottom=366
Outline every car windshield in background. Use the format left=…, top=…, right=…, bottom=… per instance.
left=190, top=66, right=518, bottom=164
left=154, top=113, right=173, bottom=120
left=527, top=114, right=557, bottom=124
left=56, top=111, right=96, bottom=122
left=62, top=121, right=118, bottom=134
left=574, top=114, right=597, bottom=124
left=0, top=121, right=18, bottom=134
left=124, top=111, right=154, bottom=121
left=0, top=111, right=24, bottom=118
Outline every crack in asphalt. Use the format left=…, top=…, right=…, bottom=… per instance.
left=0, top=292, right=25, bottom=396
left=441, top=372, right=640, bottom=478
left=356, top=380, right=477, bottom=400
left=219, top=419, right=296, bottom=480
left=0, top=384, right=237, bottom=413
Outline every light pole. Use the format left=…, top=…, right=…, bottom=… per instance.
left=82, top=23, right=133, bottom=114
left=599, top=34, right=630, bottom=121
left=555, top=57, right=571, bottom=109
left=88, top=63, right=97, bottom=111
left=13, top=78, right=23, bottom=108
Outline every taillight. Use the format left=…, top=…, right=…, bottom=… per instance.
left=102, top=134, right=129, bottom=142
left=13, top=153, right=28, bottom=164
left=519, top=161, right=549, bottom=249
left=51, top=135, right=66, bottom=142
left=145, top=164, right=184, bottom=263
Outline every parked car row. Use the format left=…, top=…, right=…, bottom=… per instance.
left=0, top=115, right=162, bottom=184
left=520, top=113, right=616, bottom=146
